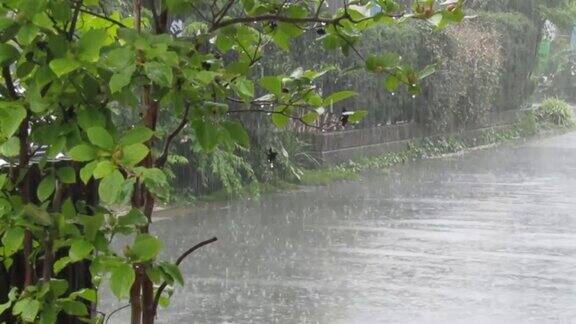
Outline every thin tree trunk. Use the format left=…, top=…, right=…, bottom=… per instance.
left=130, top=267, right=143, bottom=324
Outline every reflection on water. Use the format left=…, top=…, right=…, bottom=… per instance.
left=106, top=132, right=576, bottom=323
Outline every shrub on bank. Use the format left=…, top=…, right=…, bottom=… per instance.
left=536, top=98, right=574, bottom=127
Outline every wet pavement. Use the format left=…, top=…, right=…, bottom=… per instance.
left=106, top=131, right=576, bottom=324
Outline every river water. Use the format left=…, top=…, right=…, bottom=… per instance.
left=107, top=132, right=576, bottom=324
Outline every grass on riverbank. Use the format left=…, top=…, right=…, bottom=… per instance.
left=164, top=112, right=573, bottom=206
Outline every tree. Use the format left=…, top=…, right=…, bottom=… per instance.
left=0, top=0, right=465, bottom=323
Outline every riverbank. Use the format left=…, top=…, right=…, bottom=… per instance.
left=155, top=110, right=574, bottom=215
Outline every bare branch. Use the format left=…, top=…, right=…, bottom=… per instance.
left=105, top=304, right=131, bottom=324
left=314, top=0, right=326, bottom=18
left=152, top=237, right=218, bottom=314
left=214, top=0, right=236, bottom=24
left=68, top=0, right=82, bottom=40
left=155, top=103, right=191, bottom=167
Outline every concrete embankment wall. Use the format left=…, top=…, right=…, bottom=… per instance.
left=307, top=110, right=526, bottom=164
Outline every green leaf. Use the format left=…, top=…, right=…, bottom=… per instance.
left=0, top=300, right=11, bottom=316
left=24, top=204, right=52, bottom=226
left=118, top=208, right=148, bottom=226
left=49, top=279, right=69, bottom=297
left=37, top=174, right=56, bottom=202
left=57, top=167, right=76, bottom=184
left=2, top=227, right=25, bottom=256
left=140, top=168, right=168, bottom=189
left=103, top=47, right=135, bottom=71
left=0, top=43, right=19, bottom=65
left=232, top=77, right=254, bottom=101
left=110, top=263, right=135, bottom=299
left=0, top=137, right=20, bottom=157
left=119, top=126, right=154, bottom=146
left=69, top=239, right=94, bottom=262
left=78, top=213, right=104, bottom=242
left=77, top=107, right=106, bottom=131
left=348, top=110, right=369, bottom=124
left=49, top=58, right=80, bottom=77
left=166, top=0, right=191, bottom=13
left=159, top=262, right=184, bottom=286
left=70, top=288, right=97, bottom=302
left=144, top=62, right=173, bottom=86
left=0, top=103, right=26, bottom=138
left=122, top=143, right=149, bottom=166
left=39, top=304, right=57, bottom=324
left=384, top=75, right=400, bottom=92
left=87, top=127, right=115, bottom=150
left=193, top=70, right=217, bottom=85
left=79, top=160, right=98, bottom=184
left=0, top=174, right=6, bottom=189
left=258, top=76, right=282, bottom=96
left=301, top=111, right=319, bottom=124
left=272, top=112, right=290, bottom=129
left=193, top=120, right=218, bottom=152
left=109, top=70, right=133, bottom=93
left=13, top=298, right=41, bottom=321
left=16, top=24, right=39, bottom=45
left=98, top=170, right=124, bottom=204
left=365, top=53, right=401, bottom=71
left=69, top=144, right=97, bottom=161
left=323, top=91, right=357, bottom=106
left=93, top=160, right=116, bottom=179
left=53, top=256, right=71, bottom=275
left=130, top=234, right=163, bottom=262
left=59, top=299, right=88, bottom=316
left=222, top=121, right=250, bottom=148
left=417, top=63, right=437, bottom=80
left=78, top=29, right=107, bottom=62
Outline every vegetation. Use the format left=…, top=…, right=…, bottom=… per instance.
left=170, top=6, right=544, bottom=197
left=0, top=0, right=469, bottom=323
left=536, top=98, right=575, bottom=127
left=535, top=0, right=576, bottom=101
left=186, top=110, right=563, bottom=204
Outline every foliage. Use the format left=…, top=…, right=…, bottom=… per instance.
left=311, top=113, right=556, bottom=181
left=541, top=0, right=576, bottom=30
left=256, top=10, right=539, bottom=131
left=535, top=1, right=576, bottom=101
left=536, top=98, right=574, bottom=127
left=0, top=0, right=467, bottom=323
left=197, top=148, right=257, bottom=194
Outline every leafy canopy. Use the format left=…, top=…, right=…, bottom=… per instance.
left=0, top=0, right=465, bottom=322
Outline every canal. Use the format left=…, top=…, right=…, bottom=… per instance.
left=107, top=132, right=576, bottom=323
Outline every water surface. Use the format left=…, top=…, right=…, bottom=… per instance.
left=108, top=132, right=576, bottom=323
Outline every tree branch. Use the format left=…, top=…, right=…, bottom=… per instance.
left=214, top=0, right=236, bottom=25
left=154, top=103, right=191, bottom=168
left=68, top=0, right=82, bottom=40
left=210, top=14, right=345, bottom=32
left=147, top=0, right=159, bottom=30
left=79, top=8, right=128, bottom=28
left=2, top=66, right=18, bottom=99
left=152, top=237, right=217, bottom=314
left=105, top=304, right=131, bottom=324
left=209, top=7, right=406, bottom=32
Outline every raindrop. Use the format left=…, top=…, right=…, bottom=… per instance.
left=391, top=92, right=395, bottom=96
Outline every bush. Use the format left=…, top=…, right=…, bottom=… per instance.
left=536, top=98, right=574, bottom=126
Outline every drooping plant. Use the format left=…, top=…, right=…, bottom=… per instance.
left=0, top=0, right=466, bottom=323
